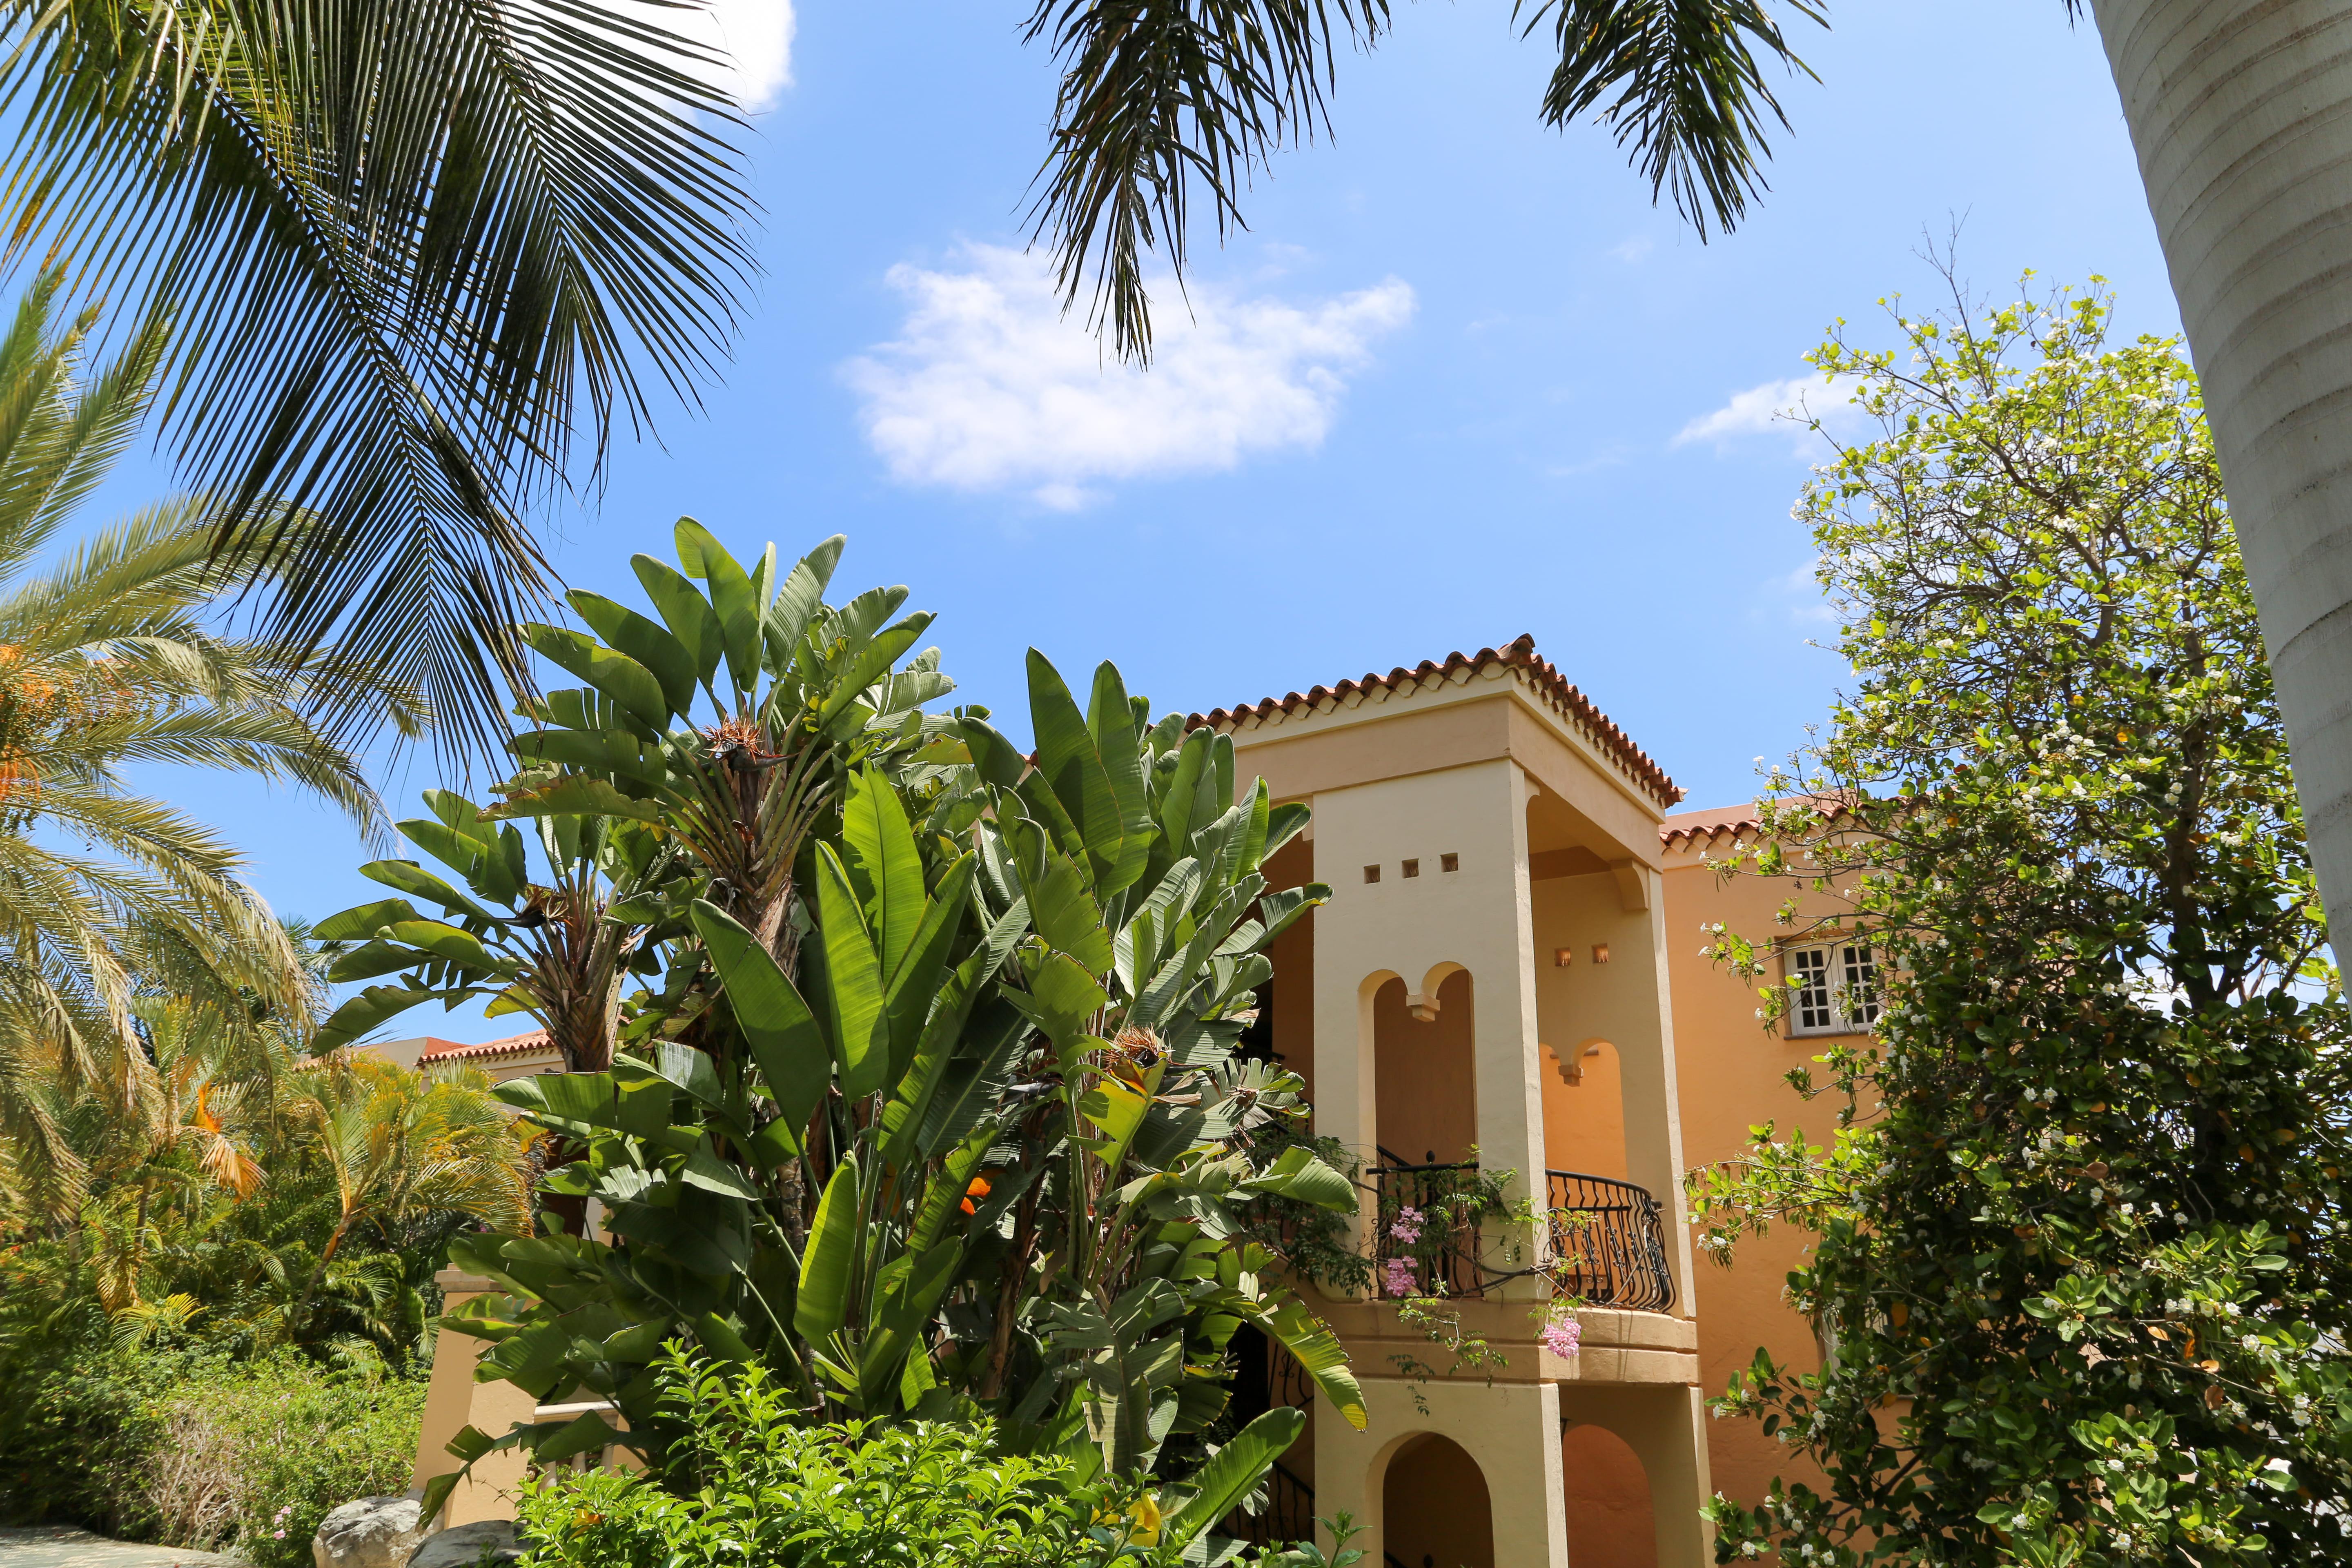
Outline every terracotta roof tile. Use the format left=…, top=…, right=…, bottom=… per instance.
left=1189, top=633, right=1682, bottom=808
left=418, top=1029, right=556, bottom=1063
left=1660, top=797, right=1857, bottom=851
left=1660, top=803, right=1763, bottom=851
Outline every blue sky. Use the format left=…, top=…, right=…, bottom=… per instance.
left=133, top=0, right=2181, bottom=1041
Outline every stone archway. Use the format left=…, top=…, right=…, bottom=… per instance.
left=1381, top=1431, right=1494, bottom=1568
left=1561, top=1421, right=1658, bottom=1568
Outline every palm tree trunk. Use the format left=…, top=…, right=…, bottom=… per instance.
left=2091, top=0, right=2352, bottom=926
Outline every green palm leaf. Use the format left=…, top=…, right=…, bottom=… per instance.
left=0, top=0, right=753, bottom=753
left=1022, top=0, right=1820, bottom=361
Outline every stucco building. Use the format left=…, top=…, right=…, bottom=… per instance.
left=405, top=635, right=1869, bottom=1567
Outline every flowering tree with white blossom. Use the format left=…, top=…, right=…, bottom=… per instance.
left=1688, top=274, right=2352, bottom=1565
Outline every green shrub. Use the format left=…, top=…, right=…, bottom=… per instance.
left=0, top=1340, right=206, bottom=1535
left=518, top=1391, right=1138, bottom=1568
left=514, top=1352, right=1363, bottom=1568
left=0, top=1340, right=422, bottom=1561
left=211, top=1365, right=425, bottom=1568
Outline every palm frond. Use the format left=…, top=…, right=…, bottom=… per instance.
left=1023, top=0, right=1822, bottom=361
left=1517, top=0, right=1824, bottom=239
left=1021, top=0, right=1389, bottom=364
left=0, top=0, right=756, bottom=756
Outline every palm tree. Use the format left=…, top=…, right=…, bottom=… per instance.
left=283, top=1049, right=530, bottom=1341
left=2077, top=1, right=2352, bottom=940
left=0, top=273, right=418, bottom=1199
left=0, top=0, right=752, bottom=754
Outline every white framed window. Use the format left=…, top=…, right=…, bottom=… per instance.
left=1785, top=940, right=1880, bottom=1036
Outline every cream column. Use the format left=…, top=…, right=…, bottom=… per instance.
left=1305, top=759, right=1550, bottom=1298
left=1308, top=845, right=1385, bottom=1278
left=1612, top=861, right=1701, bottom=1313
left=412, top=1270, right=535, bottom=1524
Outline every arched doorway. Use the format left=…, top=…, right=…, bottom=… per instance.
left=1382, top=1432, right=1494, bottom=1568
left=1373, top=969, right=1475, bottom=1165
left=1561, top=1422, right=1657, bottom=1568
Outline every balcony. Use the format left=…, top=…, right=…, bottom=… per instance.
left=1370, top=1149, right=1673, bottom=1309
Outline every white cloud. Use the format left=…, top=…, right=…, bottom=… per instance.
left=1773, top=559, right=1838, bottom=626
left=1609, top=236, right=1655, bottom=264
left=1673, top=375, right=1871, bottom=454
left=842, top=244, right=1414, bottom=509
left=664, top=0, right=794, bottom=109
left=1675, top=377, right=1817, bottom=445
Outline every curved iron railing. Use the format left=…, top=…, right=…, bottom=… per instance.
left=1368, top=1150, right=1674, bottom=1309
left=1546, top=1167, right=1675, bottom=1312
left=1221, top=1460, right=1318, bottom=1549
left=1370, top=1149, right=1488, bottom=1296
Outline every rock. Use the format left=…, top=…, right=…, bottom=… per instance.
left=313, top=1497, right=428, bottom=1568
left=405, top=1521, right=522, bottom=1568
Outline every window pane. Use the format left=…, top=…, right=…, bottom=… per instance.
left=1840, top=944, right=1880, bottom=1025
left=1793, top=947, right=1835, bottom=1031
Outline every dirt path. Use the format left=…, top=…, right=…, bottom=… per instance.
left=0, top=1527, right=241, bottom=1568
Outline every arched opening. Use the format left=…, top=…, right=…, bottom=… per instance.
left=1561, top=1422, right=1658, bottom=1568
left=1541, top=1036, right=1628, bottom=1181
left=1382, top=1432, right=1494, bottom=1568
left=1372, top=969, right=1475, bottom=1165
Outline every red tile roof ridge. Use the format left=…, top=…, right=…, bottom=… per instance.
left=418, top=1029, right=555, bottom=1062
left=1189, top=633, right=1683, bottom=808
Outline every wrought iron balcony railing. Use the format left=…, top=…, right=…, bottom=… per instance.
left=1545, top=1167, right=1675, bottom=1312
left=1221, top=1460, right=1319, bottom=1549
left=1370, top=1148, right=1488, bottom=1296
left=1368, top=1149, right=1675, bottom=1309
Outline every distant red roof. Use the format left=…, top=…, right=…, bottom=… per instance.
left=1660, top=797, right=1858, bottom=851
left=1660, top=803, right=1763, bottom=851
left=418, top=1029, right=556, bottom=1063
left=1190, top=633, right=1682, bottom=808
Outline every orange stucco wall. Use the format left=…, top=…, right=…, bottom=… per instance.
left=1372, top=970, right=1477, bottom=1166
left=1659, top=829, right=1859, bottom=1510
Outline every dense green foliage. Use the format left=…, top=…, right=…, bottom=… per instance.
left=3, top=1001, right=528, bottom=1365
left=1692, top=278, right=2352, bottom=1564
left=0, top=1343, right=423, bottom=1563
left=1, top=989, right=526, bottom=1553
left=514, top=1349, right=1362, bottom=1568
left=325, top=527, right=1364, bottom=1548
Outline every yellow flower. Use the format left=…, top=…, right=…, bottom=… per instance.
left=1127, top=1492, right=1163, bottom=1546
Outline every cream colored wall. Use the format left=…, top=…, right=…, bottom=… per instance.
left=1527, top=864, right=1697, bottom=1312
left=1659, top=837, right=1862, bottom=1514
left=1301, top=757, right=1551, bottom=1283
left=413, top=1272, right=537, bottom=1525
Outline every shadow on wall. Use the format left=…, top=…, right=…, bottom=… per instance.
left=1543, top=1037, right=1628, bottom=1181
left=1562, top=1422, right=1659, bottom=1568
left=1374, top=970, right=1476, bottom=1165
left=1382, top=1432, right=1494, bottom=1568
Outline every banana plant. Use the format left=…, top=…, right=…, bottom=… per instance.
left=309, top=794, right=677, bottom=1072
left=401, top=547, right=1360, bottom=1548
